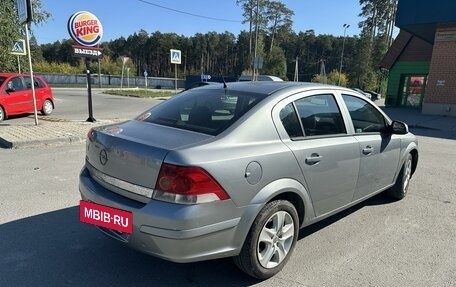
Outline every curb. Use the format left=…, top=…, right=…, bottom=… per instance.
left=0, top=119, right=125, bottom=149
left=0, top=135, right=86, bottom=149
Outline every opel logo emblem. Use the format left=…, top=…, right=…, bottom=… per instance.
left=99, top=149, right=108, bottom=165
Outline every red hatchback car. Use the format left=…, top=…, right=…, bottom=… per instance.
left=0, top=73, right=54, bottom=121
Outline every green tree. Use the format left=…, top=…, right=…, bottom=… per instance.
left=265, top=1, right=293, bottom=54
left=312, top=69, right=348, bottom=86
left=263, top=46, right=286, bottom=78
left=0, top=0, right=50, bottom=71
left=127, top=30, right=149, bottom=76
left=354, top=0, right=397, bottom=90
left=237, top=0, right=269, bottom=71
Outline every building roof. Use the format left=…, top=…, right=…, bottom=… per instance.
left=396, top=0, right=456, bottom=43
left=380, top=30, right=433, bottom=70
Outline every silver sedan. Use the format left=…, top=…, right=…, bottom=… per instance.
left=79, top=82, right=418, bottom=279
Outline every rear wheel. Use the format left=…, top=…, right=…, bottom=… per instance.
left=388, top=153, right=413, bottom=200
left=41, top=99, right=53, bottom=116
left=233, top=200, right=299, bottom=279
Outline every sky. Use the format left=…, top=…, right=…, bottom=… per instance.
left=32, top=0, right=365, bottom=45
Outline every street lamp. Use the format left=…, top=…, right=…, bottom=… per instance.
left=338, top=23, right=350, bottom=86
left=127, top=67, right=130, bottom=88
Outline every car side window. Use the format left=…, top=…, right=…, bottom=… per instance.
left=280, top=103, right=304, bottom=138
left=8, top=77, right=25, bottom=92
left=294, top=94, right=346, bottom=136
left=342, top=94, right=386, bottom=133
left=24, top=77, right=44, bottom=89
left=280, top=94, right=346, bottom=138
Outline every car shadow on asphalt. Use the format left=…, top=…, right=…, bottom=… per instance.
left=407, top=127, right=456, bottom=140
left=298, top=192, right=396, bottom=240
left=0, top=206, right=259, bottom=287
left=1, top=194, right=399, bottom=286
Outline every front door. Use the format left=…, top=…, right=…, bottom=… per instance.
left=2, top=76, right=31, bottom=114
left=341, top=94, right=401, bottom=200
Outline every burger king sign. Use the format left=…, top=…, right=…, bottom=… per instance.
left=68, top=11, right=103, bottom=47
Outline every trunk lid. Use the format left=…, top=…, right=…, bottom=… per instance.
left=85, top=120, right=212, bottom=200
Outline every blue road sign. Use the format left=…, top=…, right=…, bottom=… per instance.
left=17, top=0, right=32, bottom=24
left=10, top=40, right=26, bottom=55
left=170, top=49, right=181, bottom=64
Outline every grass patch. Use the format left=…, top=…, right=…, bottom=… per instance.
left=104, top=89, right=176, bottom=98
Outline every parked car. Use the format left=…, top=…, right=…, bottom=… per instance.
left=364, top=90, right=381, bottom=101
left=238, top=74, right=283, bottom=81
left=352, top=88, right=372, bottom=100
left=0, top=73, right=54, bottom=121
left=184, top=81, right=221, bottom=90
left=79, top=82, right=418, bottom=279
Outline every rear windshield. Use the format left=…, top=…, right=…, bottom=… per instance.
left=0, top=77, right=6, bottom=87
left=137, top=89, right=267, bottom=135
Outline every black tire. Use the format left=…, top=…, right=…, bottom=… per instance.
left=388, top=153, right=413, bottom=200
left=233, top=200, right=299, bottom=279
left=0, top=106, right=6, bottom=121
left=41, top=99, right=53, bottom=116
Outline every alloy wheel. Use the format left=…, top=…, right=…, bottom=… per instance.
left=43, top=100, right=53, bottom=115
left=403, top=158, right=412, bottom=193
left=257, top=210, right=295, bottom=269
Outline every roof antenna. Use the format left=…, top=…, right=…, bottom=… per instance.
left=219, top=68, right=228, bottom=89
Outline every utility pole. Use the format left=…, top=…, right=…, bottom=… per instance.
left=338, top=23, right=350, bottom=86
left=293, top=56, right=299, bottom=82
left=253, top=0, right=259, bottom=81
left=320, top=59, right=327, bottom=84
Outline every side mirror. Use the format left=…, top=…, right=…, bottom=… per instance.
left=5, top=88, right=14, bottom=94
left=390, top=120, right=409, bottom=135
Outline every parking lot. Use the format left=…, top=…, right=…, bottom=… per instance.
left=0, top=89, right=455, bottom=286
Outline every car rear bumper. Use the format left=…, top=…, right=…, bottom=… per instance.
left=79, top=167, right=258, bottom=263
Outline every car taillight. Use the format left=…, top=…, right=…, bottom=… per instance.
left=87, top=129, right=95, bottom=141
left=153, top=163, right=230, bottom=204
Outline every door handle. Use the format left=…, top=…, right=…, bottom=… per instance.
left=362, top=146, right=374, bottom=155
left=305, top=153, right=323, bottom=165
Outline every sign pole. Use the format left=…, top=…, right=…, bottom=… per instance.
left=86, top=58, right=96, bottom=122
left=17, top=55, right=21, bottom=74
left=175, top=64, right=177, bottom=93
left=25, top=22, right=38, bottom=125
left=170, top=49, right=181, bottom=93
left=121, top=63, right=124, bottom=89
left=67, top=11, right=103, bottom=122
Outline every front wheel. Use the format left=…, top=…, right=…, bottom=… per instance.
left=41, top=99, right=53, bottom=116
left=388, top=153, right=413, bottom=200
left=233, top=200, right=299, bottom=279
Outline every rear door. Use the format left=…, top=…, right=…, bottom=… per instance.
left=24, top=76, right=47, bottom=109
left=275, top=91, right=360, bottom=217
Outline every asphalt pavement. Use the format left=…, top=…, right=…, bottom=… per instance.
left=0, top=98, right=455, bottom=149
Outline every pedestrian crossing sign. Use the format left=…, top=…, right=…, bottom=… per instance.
left=10, top=39, right=26, bottom=55
left=170, top=49, right=181, bottom=64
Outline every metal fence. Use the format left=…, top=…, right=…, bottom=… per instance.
left=35, top=72, right=185, bottom=89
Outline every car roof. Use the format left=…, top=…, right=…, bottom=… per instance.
left=204, top=81, right=352, bottom=95
left=0, top=72, right=44, bottom=78
left=0, top=73, right=19, bottom=78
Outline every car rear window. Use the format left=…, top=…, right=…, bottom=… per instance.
left=137, top=89, right=267, bottom=135
left=0, top=77, right=5, bottom=87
